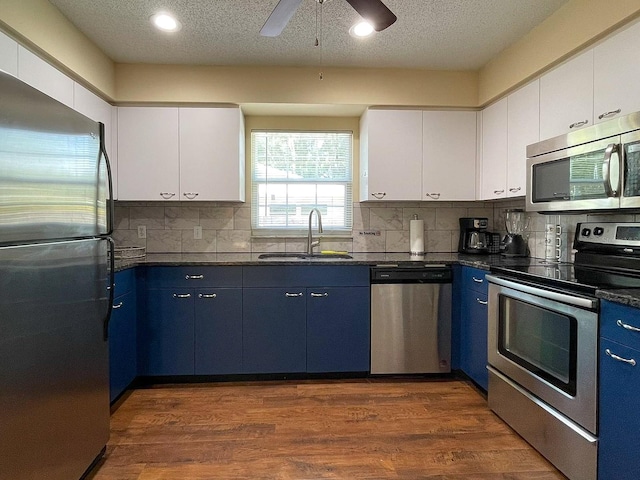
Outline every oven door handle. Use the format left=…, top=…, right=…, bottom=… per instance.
left=486, top=274, right=597, bottom=310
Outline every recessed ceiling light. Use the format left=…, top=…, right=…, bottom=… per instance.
left=350, top=21, right=374, bottom=38
left=151, top=12, right=182, bottom=32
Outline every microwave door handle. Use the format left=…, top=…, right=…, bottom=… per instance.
left=603, top=143, right=620, bottom=197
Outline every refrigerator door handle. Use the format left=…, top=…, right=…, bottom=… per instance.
left=99, top=122, right=115, bottom=236
left=103, top=237, right=115, bottom=341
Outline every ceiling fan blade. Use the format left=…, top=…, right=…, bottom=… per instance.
left=345, top=0, right=397, bottom=32
left=260, top=0, right=304, bottom=37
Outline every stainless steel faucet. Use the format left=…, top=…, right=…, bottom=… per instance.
left=307, top=208, right=324, bottom=254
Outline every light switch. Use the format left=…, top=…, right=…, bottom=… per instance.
left=137, top=225, right=146, bottom=239
left=194, top=226, right=202, bottom=240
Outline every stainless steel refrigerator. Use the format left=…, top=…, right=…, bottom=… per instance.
left=0, top=70, right=114, bottom=479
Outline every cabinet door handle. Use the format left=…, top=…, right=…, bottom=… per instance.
left=569, top=120, right=589, bottom=129
left=159, top=192, right=176, bottom=199
left=493, top=189, right=505, bottom=195
left=509, top=187, right=521, bottom=193
left=476, top=298, right=488, bottom=305
left=285, top=292, right=303, bottom=297
left=173, top=293, right=192, bottom=299
left=198, top=293, right=217, bottom=299
left=605, top=348, right=636, bottom=366
left=310, top=292, right=329, bottom=297
left=425, top=193, right=441, bottom=199
left=112, top=301, right=123, bottom=309
left=185, top=274, right=204, bottom=280
left=617, top=319, right=640, bottom=333
left=598, top=109, right=621, bottom=120
left=371, top=192, right=386, bottom=199
left=183, top=192, right=199, bottom=200
left=472, top=277, right=484, bottom=283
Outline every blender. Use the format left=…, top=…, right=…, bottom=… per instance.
left=502, top=209, right=530, bottom=256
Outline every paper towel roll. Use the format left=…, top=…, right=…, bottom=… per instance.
left=410, top=218, right=424, bottom=255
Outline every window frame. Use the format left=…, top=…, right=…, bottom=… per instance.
left=250, top=129, right=354, bottom=237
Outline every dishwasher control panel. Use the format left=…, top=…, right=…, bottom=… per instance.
left=370, top=265, right=452, bottom=283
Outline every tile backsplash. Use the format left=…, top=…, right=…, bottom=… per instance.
left=114, top=200, right=640, bottom=257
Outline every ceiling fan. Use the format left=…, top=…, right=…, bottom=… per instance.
left=260, top=0, right=397, bottom=37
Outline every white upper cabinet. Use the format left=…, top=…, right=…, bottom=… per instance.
left=539, top=50, right=594, bottom=140
left=480, top=97, right=508, bottom=200
left=17, top=46, right=74, bottom=107
left=422, top=111, right=476, bottom=201
left=507, top=80, right=539, bottom=197
left=594, top=20, right=640, bottom=123
left=179, top=107, right=245, bottom=202
left=360, top=109, right=423, bottom=201
left=73, top=83, right=118, bottom=198
left=0, top=30, right=18, bottom=76
left=117, top=106, right=245, bottom=202
left=117, top=107, right=180, bottom=201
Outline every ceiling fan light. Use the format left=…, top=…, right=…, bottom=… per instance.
left=151, top=12, right=182, bottom=32
left=350, top=21, right=374, bottom=38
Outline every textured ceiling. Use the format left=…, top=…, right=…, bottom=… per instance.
left=48, top=0, right=568, bottom=71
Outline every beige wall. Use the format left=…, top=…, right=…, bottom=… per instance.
left=478, top=0, right=640, bottom=105
left=115, top=64, right=478, bottom=109
left=0, top=0, right=115, bottom=99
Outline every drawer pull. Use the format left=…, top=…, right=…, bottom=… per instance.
left=285, top=292, right=303, bottom=297
left=310, top=292, right=329, bottom=297
left=159, top=192, right=176, bottom=199
left=371, top=192, right=386, bottom=199
left=605, top=348, right=636, bottom=366
left=185, top=274, right=204, bottom=280
left=598, top=109, right=621, bottom=120
left=476, top=298, right=488, bottom=305
left=472, top=277, right=484, bottom=283
left=493, top=189, right=505, bottom=195
left=183, top=192, right=199, bottom=199
left=198, top=293, right=217, bottom=299
left=173, top=293, right=192, bottom=299
left=509, top=187, right=521, bottom=193
left=617, top=319, right=640, bottom=333
left=425, top=193, right=441, bottom=199
left=569, top=120, right=589, bottom=129
left=112, top=301, right=123, bottom=309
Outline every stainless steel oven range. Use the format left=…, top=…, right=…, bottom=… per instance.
left=487, top=222, right=640, bottom=480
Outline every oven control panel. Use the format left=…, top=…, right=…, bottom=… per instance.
left=575, top=222, right=640, bottom=252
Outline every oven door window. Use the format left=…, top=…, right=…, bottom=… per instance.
left=498, top=294, right=577, bottom=396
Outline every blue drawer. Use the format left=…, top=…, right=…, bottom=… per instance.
left=461, top=266, right=489, bottom=294
left=145, top=266, right=243, bottom=288
left=601, top=300, right=640, bottom=350
left=114, top=268, right=136, bottom=297
left=243, top=265, right=370, bottom=288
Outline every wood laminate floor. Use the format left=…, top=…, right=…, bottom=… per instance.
left=88, top=379, right=566, bottom=479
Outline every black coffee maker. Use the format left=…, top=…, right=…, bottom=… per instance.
left=459, top=218, right=492, bottom=254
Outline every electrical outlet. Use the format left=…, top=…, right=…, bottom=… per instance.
left=137, top=225, right=147, bottom=239
left=194, top=226, right=203, bottom=240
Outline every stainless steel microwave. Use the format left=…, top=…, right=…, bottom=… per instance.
left=526, top=112, right=640, bottom=212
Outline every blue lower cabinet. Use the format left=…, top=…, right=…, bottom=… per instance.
left=140, top=288, right=195, bottom=375
left=108, top=289, right=137, bottom=402
left=306, top=286, right=370, bottom=373
left=194, top=288, right=243, bottom=375
left=242, top=287, right=307, bottom=374
left=599, top=338, right=640, bottom=479
left=459, top=266, right=488, bottom=390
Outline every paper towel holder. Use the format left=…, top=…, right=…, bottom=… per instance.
left=410, top=214, right=425, bottom=256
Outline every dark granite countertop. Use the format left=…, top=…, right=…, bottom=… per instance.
left=114, top=251, right=640, bottom=309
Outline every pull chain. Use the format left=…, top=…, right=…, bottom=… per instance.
left=315, top=0, right=324, bottom=80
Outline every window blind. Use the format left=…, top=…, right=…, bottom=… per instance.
left=251, top=130, right=353, bottom=235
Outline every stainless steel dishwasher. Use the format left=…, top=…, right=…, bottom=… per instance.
left=370, top=265, right=452, bottom=374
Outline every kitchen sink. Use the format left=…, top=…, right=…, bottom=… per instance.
left=258, top=253, right=353, bottom=260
